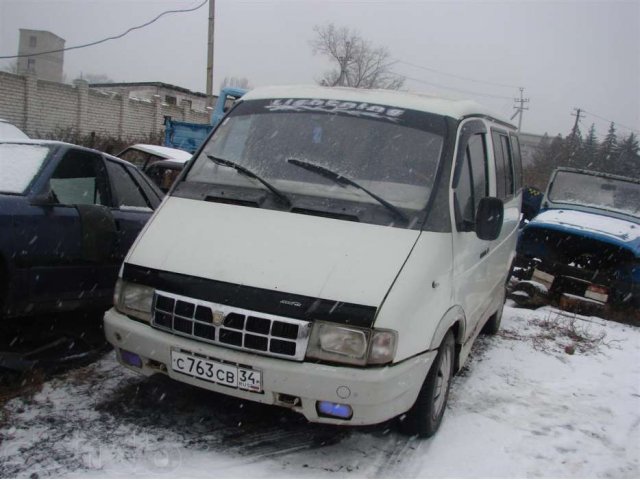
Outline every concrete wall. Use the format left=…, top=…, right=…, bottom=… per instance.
left=0, top=72, right=210, bottom=139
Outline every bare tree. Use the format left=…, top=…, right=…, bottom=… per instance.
left=310, top=23, right=404, bottom=90
left=221, top=76, right=252, bottom=90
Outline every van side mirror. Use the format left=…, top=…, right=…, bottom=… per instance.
left=475, top=197, right=503, bottom=241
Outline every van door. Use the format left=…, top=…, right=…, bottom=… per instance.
left=490, top=129, right=522, bottom=277
left=451, top=120, right=496, bottom=340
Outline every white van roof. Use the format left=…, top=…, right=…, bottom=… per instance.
left=242, top=85, right=513, bottom=125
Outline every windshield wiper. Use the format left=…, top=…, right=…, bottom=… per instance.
left=207, top=155, right=291, bottom=207
left=286, top=158, right=408, bottom=223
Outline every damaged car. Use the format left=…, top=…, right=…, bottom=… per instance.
left=511, top=167, right=640, bottom=322
left=0, top=140, right=163, bottom=319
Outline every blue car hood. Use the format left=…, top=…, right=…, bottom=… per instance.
left=525, top=209, right=640, bottom=256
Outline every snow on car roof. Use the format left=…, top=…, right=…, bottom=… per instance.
left=0, top=119, right=29, bottom=140
left=0, top=139, right=76, bottom=147
left=241, top=85, right=513, bottom=123
left=126, top=144, right=192, bottom=163
left=0, top=139, right=141, bottom=170
left=0, top=143, right=49, bottom=194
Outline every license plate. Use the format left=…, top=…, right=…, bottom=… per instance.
left=532, top=268, right=554, bottom=290
left=171, top=350, right=262, bottom=392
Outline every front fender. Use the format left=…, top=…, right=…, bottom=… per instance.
left=374, top=233, right=454, bottom=362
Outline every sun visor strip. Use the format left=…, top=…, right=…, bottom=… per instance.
left=122, top=263, right=377, bottom=328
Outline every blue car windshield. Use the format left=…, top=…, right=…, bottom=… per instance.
left=548, top=170, right=640, bottom=218
left=0, top=144, right=51, bottom=194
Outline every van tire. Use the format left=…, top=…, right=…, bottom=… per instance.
left=481, top=305, right=503, bottom=335
left=482, top=287, right=505, bottom=335
left=398, top=330, right=455, bottom=438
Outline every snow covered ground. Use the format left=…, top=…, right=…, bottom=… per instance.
left=1, top=303, right=638, bottom=478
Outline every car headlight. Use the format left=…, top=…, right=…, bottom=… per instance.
left=114, top=278, right=155, bottom=322
left=306, top=321, right=397, bottom=366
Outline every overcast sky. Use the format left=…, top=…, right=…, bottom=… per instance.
left=1, top=0, right=638, bottom=138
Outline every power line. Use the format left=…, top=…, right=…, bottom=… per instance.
left=392, top=71, right=514, bottom=100
left=580, top=109, right=640, bottom=134
left=395, top=59, right=521, bottom=90
left=0, top=0, right=208, bottom=59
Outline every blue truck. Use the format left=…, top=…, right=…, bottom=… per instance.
left=163, top=87, right=247, bottom=153
left=511, top=167, right=640, bottom=322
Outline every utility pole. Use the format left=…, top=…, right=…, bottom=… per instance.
left=510, top=87, right=529, bottom=132
left=567, top=107, right=584, bottom=164
left=569, top=107, right=583, bottom=140
left=206, top=0, right=215, bottom=106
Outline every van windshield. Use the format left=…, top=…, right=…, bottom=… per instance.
left=185, top=98, right=446, bottom=228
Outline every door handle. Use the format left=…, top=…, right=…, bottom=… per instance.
left=479, top=247, right=490, bottom=259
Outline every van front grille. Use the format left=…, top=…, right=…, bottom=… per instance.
left=151, top=290, right=311, bottom=361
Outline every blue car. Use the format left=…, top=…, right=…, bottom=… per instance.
left=512, top=167, right=640, bottom=318
left=0, top=140, right=163, bottom=318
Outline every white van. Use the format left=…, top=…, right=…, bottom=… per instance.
left=104, top=86, right=522, bottom=437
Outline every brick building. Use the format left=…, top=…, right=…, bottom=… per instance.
left=0, top=72, right=210, bottom=139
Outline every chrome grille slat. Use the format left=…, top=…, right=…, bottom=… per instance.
left=151, top=290, right=311, bottom=361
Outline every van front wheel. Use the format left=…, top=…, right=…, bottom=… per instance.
left=398, top=330, right=455, bottom=437
left=482, top=287, right=506, bottom=335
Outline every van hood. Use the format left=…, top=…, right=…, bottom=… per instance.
left=126, top=196, right=421, bottom=308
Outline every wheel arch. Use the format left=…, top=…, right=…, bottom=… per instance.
left=428, top=305, right=466, bottom=370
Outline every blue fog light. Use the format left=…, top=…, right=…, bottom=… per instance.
left=120, top=349, right=142, bottom=368
left=316, top=401, right=353, bottom=420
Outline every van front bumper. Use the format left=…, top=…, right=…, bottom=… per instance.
left=104, top=308, right=436, bottom=426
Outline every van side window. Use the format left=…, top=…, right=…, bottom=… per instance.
left=491, top=131, right=514, bottom=199
left=509, top=134, right=523, bottom=192
left=468, top=134, right=488, bottom=215
left=454, top=133, right=487, bottom=230
left=454, top=151, right=474, bottom=229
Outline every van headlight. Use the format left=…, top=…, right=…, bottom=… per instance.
left=114, top=278, right=155, bottom=323
left=306, top=321, right=397, bottom=366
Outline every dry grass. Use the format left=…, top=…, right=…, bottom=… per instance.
left=0, top=368, right=46, bottom=423
left=498, top=311, right=609, bottom=356
left=531, top=314, right=607, bottom=354
left=35, top=127, right=164, bottom=155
